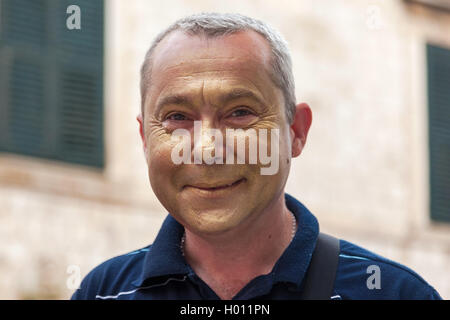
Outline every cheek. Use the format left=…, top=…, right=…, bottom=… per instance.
left=279, top=128, right=292, bottom=173
left=280, top=128, right=293, bottom=165
left=260, top=126, right=291, bottom=183
left=146, top=137, right=180, bottom=190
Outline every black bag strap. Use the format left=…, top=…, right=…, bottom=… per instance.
left=300, top=232, right=340, bottom=300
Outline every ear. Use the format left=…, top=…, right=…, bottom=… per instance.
left=290, top=102, right=312, bottom=158
left=136, top=113, right=148, bottom=161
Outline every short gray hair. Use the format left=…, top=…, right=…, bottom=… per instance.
left=140, top=12, right=296, bottom=124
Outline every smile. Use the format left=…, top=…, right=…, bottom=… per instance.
left=183, top=178, right=246, bottom=196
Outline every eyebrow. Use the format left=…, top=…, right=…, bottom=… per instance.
left=156, top=94, right=194, bottom=113
left=220, top=88, right=265, bottom=105
left=155, top=88, right=265, bottom=115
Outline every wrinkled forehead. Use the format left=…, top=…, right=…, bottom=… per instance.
left=142, top=30, right=282, bottom=119
left=149, top=29, right=274, bottom=85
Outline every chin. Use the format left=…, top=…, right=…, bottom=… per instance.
left=180, top=205, right=249, bottom=235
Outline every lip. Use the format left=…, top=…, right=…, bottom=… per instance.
left=183, top=178, right=246, bottom=198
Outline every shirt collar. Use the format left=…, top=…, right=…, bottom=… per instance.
left=271, top=193, right=319, bottom=289
left=131, top=214, right=188, bottom=287
left=132, top=193, right=319, bottom=289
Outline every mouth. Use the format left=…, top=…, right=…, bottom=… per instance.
left=183, top=178, right=246, bottom=197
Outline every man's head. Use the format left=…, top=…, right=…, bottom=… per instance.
left=140, top=12, right=297, bottom=125
left=137, top=12, right=312, bottom=236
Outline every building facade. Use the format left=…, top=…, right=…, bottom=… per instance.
left=0, top=0, right=449, bottom=299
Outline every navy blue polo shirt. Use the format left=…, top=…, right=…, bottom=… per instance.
left=71, top=193, right=442, bottom=300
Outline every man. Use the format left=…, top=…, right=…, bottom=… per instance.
left=72, top=12, right=441, bottom=300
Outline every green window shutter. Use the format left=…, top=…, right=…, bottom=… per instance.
left=427, top=43, right=450, bottom=223
left=0, top=0, right=48, bottom=157
left=0, top=0, right=104, bottom=168
left=56, top=0, right=104, bottom=168
left=8, top=60, right=46, bottom=156
left=1, top=0, right=47, bottom=46
left=59, top=69, right=103, bottom=167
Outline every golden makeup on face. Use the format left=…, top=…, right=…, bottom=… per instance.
left=138, top=30, right=296, bottom=235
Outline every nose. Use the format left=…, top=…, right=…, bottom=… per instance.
left=192, top=120, right=225, bottom=164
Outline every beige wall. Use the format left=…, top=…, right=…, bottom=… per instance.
left=0, top=0, right=448, bottom=299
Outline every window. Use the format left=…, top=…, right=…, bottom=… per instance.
left=427, top=43, right=450, bottom=222
left=0, top=0, right=104, bottom=168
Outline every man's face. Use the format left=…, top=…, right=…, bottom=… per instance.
left=140, top=30, right=295, bottom=235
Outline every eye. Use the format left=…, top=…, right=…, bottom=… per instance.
left=229, top=108, right=253, bottom=118
left=166, top=113, right=189, bottom=121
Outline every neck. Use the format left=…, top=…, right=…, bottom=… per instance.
left=182, top=192, right=297, bottom=299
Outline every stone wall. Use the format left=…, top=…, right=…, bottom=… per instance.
left=0, top=0, right=448, bottom=299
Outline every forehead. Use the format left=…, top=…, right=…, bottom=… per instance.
left=147, top=29, right=277, bottom=104
left=152, top=29, right=273, bottom=67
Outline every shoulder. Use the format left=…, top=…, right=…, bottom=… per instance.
left=333, top=239, right=442, bottom=300
left=71, top=246, right=151, bottom=300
